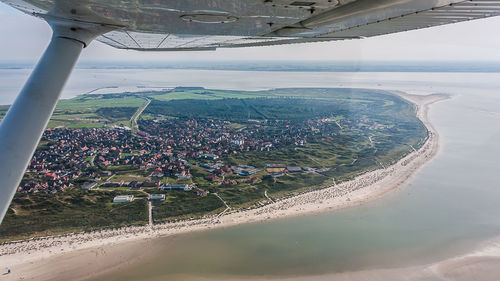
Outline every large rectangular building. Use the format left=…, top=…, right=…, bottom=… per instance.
left=287, top=166, right=303, bottom=173
left=160, top=184, right=191, bottom=191
left=81, top=182, right=97, bottom=190
left=113, top=195, right=134, bottom=203
left=149, top=194, right=166, bottom=201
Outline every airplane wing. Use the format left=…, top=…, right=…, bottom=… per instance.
left=2, top=0, right=500, bottom=51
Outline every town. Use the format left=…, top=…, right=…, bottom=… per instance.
left=0, top=88, right=430, bottom=242
left=20, top=115, right=385, bottom=197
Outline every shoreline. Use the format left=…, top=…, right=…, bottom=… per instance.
left=0, top=91, right=448, bottom=280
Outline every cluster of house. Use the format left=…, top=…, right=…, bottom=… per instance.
left=18, top=172, right=72, bottom=194
left=19, top=116, right=379, bottom=194
left=137, top=118, right=314, bottom=159
left=198, top=162, right=260, bottom=184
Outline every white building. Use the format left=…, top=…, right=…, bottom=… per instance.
left=113, top=195, right=134, bottom=203
left=232, top=139, right=244, bottom=146
left=149, top=194, right=166, bottom=201
left=81, top=182, right=97, bottom=190
left=160, top=184, right=191, bottom=191
left=198, top=154, right=219, bottom=160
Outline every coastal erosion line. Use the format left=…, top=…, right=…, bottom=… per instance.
left=0, top=92, right=449, bottom=268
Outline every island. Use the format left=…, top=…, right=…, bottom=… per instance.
left=0, top=88, right=445, bottom=246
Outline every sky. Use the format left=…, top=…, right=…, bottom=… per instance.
left=1, top=2, right=500, bottom=63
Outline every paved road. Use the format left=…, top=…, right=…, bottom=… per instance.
left=130, top=98, right=151, bottom=134
left=148, top=201, right=153, bottom=227
left=213, top=193, right=231, bottom=218
left=136, top=189, right=153, bottom=226
left=264, top=190, right=274, bottom=203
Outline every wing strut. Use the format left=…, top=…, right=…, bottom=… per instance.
left=0, top=18, right=117, bottom=223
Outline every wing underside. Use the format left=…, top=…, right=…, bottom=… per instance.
left=2, top=0, right=500, bottom=50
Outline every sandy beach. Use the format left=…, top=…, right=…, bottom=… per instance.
left=0, top=91, right=455, bottom=281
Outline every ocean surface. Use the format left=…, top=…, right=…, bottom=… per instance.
left=3, top=61, right=500, bottom=73
left=2, top=69, right=500, bottom=280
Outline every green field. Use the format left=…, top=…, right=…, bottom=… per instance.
left=2, top=87, right=421, bottom=129
left=0, top=188, right=148, bottom=243
left=152, top=192, right=225, bottom=222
